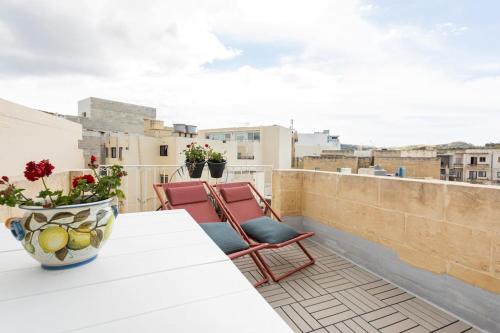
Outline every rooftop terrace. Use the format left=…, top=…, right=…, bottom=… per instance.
left=237, top=240, right=477, bottom=333
left=1, top=167, right=498, bottom=332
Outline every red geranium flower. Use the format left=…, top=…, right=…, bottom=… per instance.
left=90, top=155, right=97, bottom=163
left=24, top=160, right=55, bottom=182
left=186, top=144, right=191, bottom=148
left=1, top=176, right=8, bottom=182
left=72, top=174, right=96, bottom=188
left=204, top=144, right=209, bottom=148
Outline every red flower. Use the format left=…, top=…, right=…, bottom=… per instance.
left=186, top=144, right=191, bottom=148
left=24, top=160, right=55, bottom=182
left=90, top=155, right=97, bottom=163
left=1, top=176, right=8, bottom=182
left=72, top=174, right=96, bottom=188
left=204, top=144, right=209, bottom=148
left=88, top=155, right=98, bottom=168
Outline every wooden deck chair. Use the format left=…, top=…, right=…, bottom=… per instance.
left=212, top=182, right=315, bottom=282
left=153, top=181, right=269, bottom=287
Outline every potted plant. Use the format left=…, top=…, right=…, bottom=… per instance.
left=0, top=156, right=127, bottom=269
left=206, top=145, right=227, bottom=178
left=183, top=142, right=206, bottom=178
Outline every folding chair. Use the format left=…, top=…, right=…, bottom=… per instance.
left=153, top=181, right=269, bottom=287
left=213, top=182, right=315, bottom=282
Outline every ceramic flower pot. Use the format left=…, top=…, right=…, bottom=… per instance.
left=207, top=161, right=226, bottom=178
left=185, top=161, right=205, bottom=178
left=4, top=198, right=118, bottom=269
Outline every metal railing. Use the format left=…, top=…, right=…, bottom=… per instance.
left=72, top=164, right=273, bottom=213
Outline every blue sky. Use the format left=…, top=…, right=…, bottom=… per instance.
left=0, top=0, right=499, bottom=146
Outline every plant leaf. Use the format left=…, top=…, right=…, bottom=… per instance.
left=24, top=214, right=32, bottom=231
left=24, top=231, right=32, bottom=242
left=78, top=221, right=94, bottom=230
left=74, top=209, right=90, bottom=223
left=50, top=212, right=74, bottom=221
left=96, top=229, right=103, bottom=241
left=95, top=210, right=108, bottom=223
left=90, top=231, right=101, bottom=248
left=55, top=247, right=68, bottom=261
left=33, top=213, right=47, bottom=223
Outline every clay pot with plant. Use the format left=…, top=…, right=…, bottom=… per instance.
left=205, top=145, right=227, bottom=178
left=183, top=143, right=206, bottom=178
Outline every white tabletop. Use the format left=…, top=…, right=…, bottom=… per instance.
left=0, top=210, right=292, bottom=333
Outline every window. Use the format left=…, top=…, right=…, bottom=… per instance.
left=111, top=147, right=117, bottom=158
left=470, top=157, right=477, bottom=165
left=478, top=171, right=487, bottom=178
left=497, top=172, right=500, bottom=178
left=469, top=171, right=477, bottom=179
left=159, top=174, right=168, bottom=183
left=479, top=157, right=486, bottom=162
left=119, top=147, right=123, bottom=160
left=105, top=148, right=109, bottom=158
left=160, top=145, right=168, bottom=156
left=498, top=157, right=500, bottom=163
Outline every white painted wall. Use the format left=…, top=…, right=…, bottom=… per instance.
left=0, top=98, right=84, bottom=178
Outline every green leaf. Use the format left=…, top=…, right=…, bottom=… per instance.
left=24, top=231, right=32, bottom=242
left=96, top=229, right=103, bottom=241
left=95, top=210, right=108, bottom=223
left=78, top=221, right=94, bottom=230
left=55, top=247, right=68, bottom=261
left=90, top=231, right=101, bottom=248
left=50, top=212, right=74, bottom=221
left=33, top=213, right=47, bottom=223
left=73, top=209, right=90, bottom=223
left=24, top=214, right=32, bottom=231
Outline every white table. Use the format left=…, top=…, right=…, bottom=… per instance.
left=0, top=210, right=293, bottom=333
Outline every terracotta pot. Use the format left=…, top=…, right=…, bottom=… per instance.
left=4, top=198, right=118, bottom=269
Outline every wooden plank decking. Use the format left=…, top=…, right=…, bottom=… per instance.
left=234, top=240, right=478, bottom=333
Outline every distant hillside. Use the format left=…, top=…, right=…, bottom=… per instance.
left=434, top=142, right=476, bottom=149
left=341, top=144, right=375, bottom=151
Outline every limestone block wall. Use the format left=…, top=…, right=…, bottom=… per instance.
left=272, top=169, right=500, bottom=293
left=303, top=156, right=368, bottom=173
left=374, top=157, right=441, bottom=179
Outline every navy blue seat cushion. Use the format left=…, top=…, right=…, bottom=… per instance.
left=199, top=222, right=249, bottom=255
left=241, top=216, right=300, bottom=244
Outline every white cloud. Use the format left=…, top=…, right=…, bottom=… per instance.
left=0, top=0, right=498, bottom=146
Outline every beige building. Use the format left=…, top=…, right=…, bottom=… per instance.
left=0, top=98, right=83, bottom=178
left=0, top=98, right=84, bottom=222
left=439, top=148, right=500, bottom=185
left=198, top=125, right=292, bottom=169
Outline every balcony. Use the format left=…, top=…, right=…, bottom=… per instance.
left=1, top=168, right=498, bottom=332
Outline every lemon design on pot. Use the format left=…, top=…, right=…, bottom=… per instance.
left=67, top=227, right=92, bottom=250
left=39, top=226, right=69, bottom=253
left=103, top=214, right=114, bottom=240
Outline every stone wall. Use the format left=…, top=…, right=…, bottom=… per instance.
left=303, top=156, right=371, bottom=173
left=272, top=169, right=500, bottom=294
left=374, top=157, right=440, bottom=179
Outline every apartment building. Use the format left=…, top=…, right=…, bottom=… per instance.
left=438, top=148, right=500, bottom=185
left=198, top=125, right=292, bottom=169
left=294, top=130, right=340, bottom=158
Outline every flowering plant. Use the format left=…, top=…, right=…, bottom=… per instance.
left=0, top=156, right=127, bottom=208
left=182, top=142, right=206, bottom=163
left=205, top=144, right=226, bottom=163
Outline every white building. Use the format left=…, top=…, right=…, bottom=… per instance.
left=295, top=130, right=340, bottom=158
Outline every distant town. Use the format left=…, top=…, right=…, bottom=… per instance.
left=2, top=96, right=499, bottom=187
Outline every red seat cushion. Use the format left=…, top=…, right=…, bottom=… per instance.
left=166, top=185, right=220, bottom=223
left=166, top=185, right=208, bottom=205
left=220, top=186, right=255, bottom=203
left=220, top=186, right=264, bottom=223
